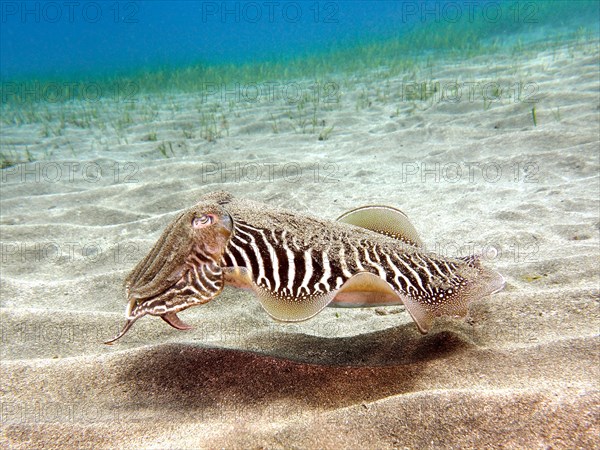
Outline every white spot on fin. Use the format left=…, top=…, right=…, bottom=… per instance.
left=400, top=294, right=434, bottom=334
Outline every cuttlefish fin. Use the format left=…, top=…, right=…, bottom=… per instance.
left=330, top=272, right=402, bottom=307
left=330, top=272, right=432, bottom=333
left=256, top=270, right=433, bottom=333
left=399, top=294, right=434, bottom=334
left=161, top=311, right=194, bottom=330
left=256, top=286, right=337, bottom=322
left=336, top=205, right=424, bottom=249
left=402, top=263, right=506, bottom=334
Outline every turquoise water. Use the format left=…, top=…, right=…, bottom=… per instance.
left=0, top=1, right=598, bottom=165
left=2, top=3, right=596, bottom=277
left=1, top=1, right=598, bottom=83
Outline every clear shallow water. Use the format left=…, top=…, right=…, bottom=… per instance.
left=1, top=1, right=598, bottom=80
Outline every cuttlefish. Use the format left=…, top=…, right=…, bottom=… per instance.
left=105, top=191, right=504, bottom=343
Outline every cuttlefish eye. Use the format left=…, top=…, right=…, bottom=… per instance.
left=192, top=214, right=214, bottom=228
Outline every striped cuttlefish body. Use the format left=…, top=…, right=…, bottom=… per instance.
left=106, top=191, right=505, bottom=343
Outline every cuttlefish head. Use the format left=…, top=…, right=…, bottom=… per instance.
left=105, top=198, right=234, bottom=344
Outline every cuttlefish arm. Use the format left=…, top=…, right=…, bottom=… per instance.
left=104, top=312, right=194, bottom=345
left=161, top=311, right=194, bottom=330
left=104, top=317, right=138, bottom=345
left=104, top=312, right=192, bottom=345
left=104, top=200, right=234, bottom=344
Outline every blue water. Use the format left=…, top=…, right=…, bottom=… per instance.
left=0, top=0, right=413, bottom=78
left=1, top=1, right=598, bottom=80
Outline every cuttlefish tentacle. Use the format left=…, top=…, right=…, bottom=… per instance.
left=106, top=191, right=504, bottom=343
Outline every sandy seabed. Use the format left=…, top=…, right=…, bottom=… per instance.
left=1, top=42, right=599, bottom=449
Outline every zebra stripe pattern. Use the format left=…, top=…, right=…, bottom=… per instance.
left=220, top=221, right=468, bottom=308
left=130, top=246, right=224, bottom=318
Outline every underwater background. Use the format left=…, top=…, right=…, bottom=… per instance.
left=1, top=1, right=599, bottom=449
left=2, top=1, right=599, bottom=94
